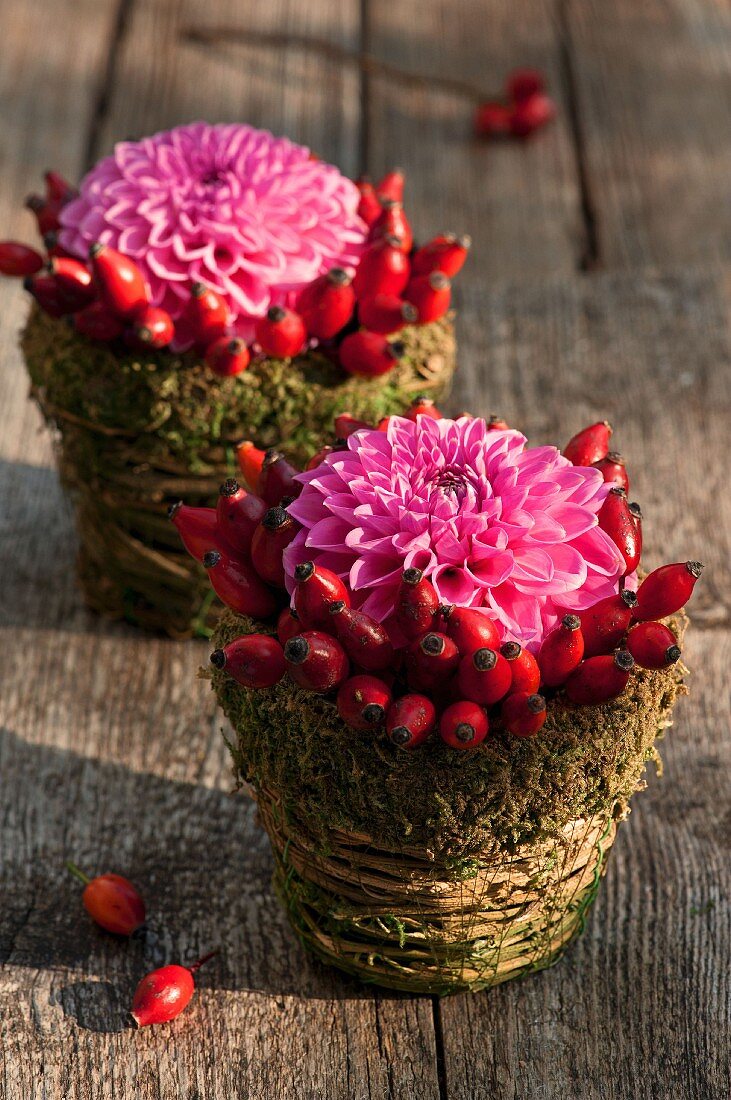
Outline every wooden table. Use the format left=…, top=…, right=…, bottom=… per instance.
left=1, top=2, right=729, bottom=1097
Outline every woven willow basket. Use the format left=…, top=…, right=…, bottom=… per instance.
left=212, top=611, right=687, bottom=996
left=22, top=309, right=456, bottom=637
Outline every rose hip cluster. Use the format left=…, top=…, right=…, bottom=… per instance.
left=474, top=68, right=556, bottom=140
left=0, top=167, right=467, bottom=380
left=172, top=403, right=702, bottom=754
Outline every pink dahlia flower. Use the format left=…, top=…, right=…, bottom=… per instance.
left=59, top=122, right=367, bottom=347
left=284, top=416, right=626, bottom=651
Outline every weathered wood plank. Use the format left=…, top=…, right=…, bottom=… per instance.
left=439, top=269, right=731, bottom=1099
left=366, top=0, right=584, bottom=279
left=566, top=0, right=731, bottom=269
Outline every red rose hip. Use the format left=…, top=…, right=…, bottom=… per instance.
left=257, top=449, right=301, bottom=506
left=395, top=568, right=439, bottom=640
left=74, top=301, right=124, bottom=341
left=210, top=634, right=286, bottom=688
left=594, top=451, right=629, bottom=492
left=370, top=201, right=413, bottom=252
left=250, top=507, right=299, bottom=587
left=205, top=336, right=250, bottom=377
left=500, top=691, right=547, bottom=738
left=0, top=240, right=44, bottom=276
left=537, top=614, right=585, bottom=688
left=169, top=502, right=222, bottom=563
left=598, top=488, right=642, bottom=575
left=441, top=605, right=500, bottom=655
left=255, top=305, right=306, bottom=358
left=284, top=631, right=349, bottom=693
left=67, top=863, right=145, bottom=936
left=406, top=632, right=460, bottom=690
left=386, top=694, right=436, bottom=749
left=500, top=642, right=541, bottom=695
left=185, top=281, right=229, bottom=350
left=375, top=168, right=405, bottom=204
left=337, top=674, right=392, bottom=730
left=404, top=272, right=451, bottom=324
left=132, top=305, right=175, bottom=349
left=357, top=294, right=417, bottom=334
left=89, top=242, right=148, bottom=318
left=203, top=549, right=277, bottom=619
left=353, top=236, right=411, bottom=299
left=216, top=479, right=267, bottom=555
left=578, top=589, right=638, bottom=658
left=339, top=331, right=403, bottom=378
left=293, top=561, right=350, bottom=629
left=633, top=561, right=704, bottom=621
left=277, top=607, right=301, bottom=646
left=356, top=177, right=382, bottom=227
left=411, top=234, right=471, bottom=278
left=440, top=700, right=489, bottom=749
left=328, top=601, right=395, bottom=672
left=235, top=441, right=266, bottom=492
left=565, top=650, right=635, bottom=705
left=626, top=621, right=682, bottom=670
left=297, top=268, right=355, bottom=340
left=563, top=421, right=612, bottom=467
left=131, top=952, right=217, bottom=1028
left=456, top=647, right=512, bottom=706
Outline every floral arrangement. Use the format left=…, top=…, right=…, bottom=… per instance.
left=1, top=122, right=467, bottom=380
left=174, top=404, right=701, bottom=746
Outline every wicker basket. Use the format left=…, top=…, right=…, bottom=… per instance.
left=23, top=310, right=456, bottom=637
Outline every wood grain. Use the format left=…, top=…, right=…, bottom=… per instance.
left=1, top=0, right=730, bottom=1097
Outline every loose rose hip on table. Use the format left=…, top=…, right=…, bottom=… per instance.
left=10, top=123, right=465, bottom=638
left=176, top=409, right=700, bottom=996
left=66, top=862, right=145, bottom=936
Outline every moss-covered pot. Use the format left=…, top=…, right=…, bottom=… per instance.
left=212, top=611, right=687, bottom=995
left=22, top=309, right=456, bottom=636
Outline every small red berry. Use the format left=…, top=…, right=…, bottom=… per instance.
left=203, top=549, right=277, bottom=619
left=307, top=444, right=335, bottom=469
left=89, top=242, right=148, bottom=318
left=169, top=501, right=224, bottom=563
left=358, top=294, right=417, bottom=334
left=404, top=272, right=451, bottom=324
left=74, top=300, right=124, bottom=341
left=216, top=478, right=267, bottom=555
left=334, top=412, right=371, bottom=438
left=185, top=282, right=229, bottom=350
left=501, top=691, right=547, bottom=738
left=633, top=561, right=704, bottom=622
left=284, top=631, right=349, bottom=693
left=293, top=560, right=350, bottom=629
left=370, top=201, right=413, bottom=252
left=23, top=272, right=66, bottom=317
left=456, top=647, right=512, bottom=706
left=235, top=440, right=266, bottom=492
left=440, top=700, right=489, bottom=749
left=339, top=331, right=403, bottom=378
left=44, top=169, right=76, bottom=203
left=210, top=634, right=286, bottom=688
left=67, top=863, right=145, bottom=936
left=375, top=168, right=405, bottom=204
left=48, top=256, right=96, bottom=312
left=440, top=605, right=500, bottom=655
left=356, top=176, right=382, bottom=227
left=626, top=621, right=682, bottom=670
left=509, top=93, right=556, bottom=138
left=565, top=650, right=635, bottom=705
left=538, top=614, right=585, bottom=688
left=395, top=567, right=440, bottom=640
left=403, top=395, right=442, bottom=421
left=486, top=414, right=510, bottom=431
left=337, top=674, right=393, bottom=730
left=499, top=642, right=541, bottom=694
left=406, top=632, right=460, bottom=690
left=563, top=421, right=612, bottom=467
left=353, top=236, right=411, bottom=299
left=505, top=68, right=546, bottom=103
left=578, top=589, right=638, bottom=658
left=297, top=268, right=355, bottom=340
left=328, top=601, right=395, bottom=672
left=598, top=488, right=641, bottom=575
left=255, top=305, right=306, bottom=358
left=257, top=449, right=301, bottom=507
left=594, top=451, right=629, bottom=491
left=205, top=336, right=250, bottom=377
left=0, top=240, right=44, bottom=276
left=131, top=952, right=217, bottom=1028
left=277, top=606, right=301, bottom=646
left=411, top=234, right=471, bottom=279
left=385, top=694, right=436, bottom=749
left=132, top=304, right=175, bottom=349
left=474, top=101, right=513, bottom=138
left=250, top=507, right=300, bottom=587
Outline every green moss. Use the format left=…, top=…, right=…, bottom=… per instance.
left=212, top=611, right=688, bottom=860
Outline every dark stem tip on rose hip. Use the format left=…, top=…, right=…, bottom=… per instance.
left=666, top=645, right=682, bottom=664
left=401, top=302, right=419, bottom=323
left=686, top=561, right=704, bottom=578
left=472, top=648, right=497, bottom=671
left=402, top=567, right=423, bottom=585
left=389, top=340, right=406, bottom=360
left=227, top=338, right=245, bottom=353
left=384, top=233, right=403, bottom=248
left=614, top=649, right=635, bottom=671
left=202, top=550, right=221, bottom=568
left=167, top=500, right=183, bottom=519
left=191, top=281, right=206, bottom=297
left=420, top=633, right=444, bottom=656
left=500, top=641, right=522, bottom=660
left=455, top=722, right=475, bottom=743
left=437, top=603, right=454, bottom=620
left=219, top=478, right=240, bottom=497
left=262, top=506, right=289, bottom=531
left=608, top=486, right=627, bottom=498
left=263, top=448, right=282, bottom=465
left=88, top=241, right=105, bottom=258
left=562, top=614, right=582, bottom=631
left=209, top=649, right=226, bottom=669
left=328, top=267, right=351, bottom=285
left=526, top=694, right=547, bottom=714
left=628, top=501, right=643, bottom=519
left=620, top=589, right=638, bottom=608
left=267, top=305, right=287, bottom=322
left=605, top=451, right=625, bottom=465
left=329, top=600, right=347, bottom=616
left=362, top=703, right=386, bottom=725
left=284, top=636, right=310, bottom=664
left=428, top=272, right=450, bottom=290
left=390, top=726, right=412, bottom=746
left=413, top=393, right=433, bottom=405
left=294, top=560, right=315, bottom=582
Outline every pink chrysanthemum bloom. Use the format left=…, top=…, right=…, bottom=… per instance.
left=284, top=416, right=626, bottom=652
left=59, top=122, right=367, bottom=347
